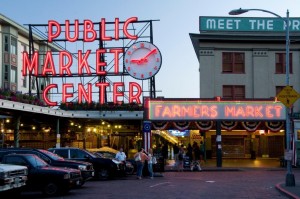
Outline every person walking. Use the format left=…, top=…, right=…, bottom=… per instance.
left=177, top=144, right=185, bottom=172
left=134, top=148, right=148, bottom=180
left=147, top=148, right=155, bottom=179
left=173, top=143, right=179, bottom=168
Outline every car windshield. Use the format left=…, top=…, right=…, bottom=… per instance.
left=38, top=149, right=64, bottom=161
left=27, top=155, right=48, bottom=167
left=82, top=149, right=97, bottom=158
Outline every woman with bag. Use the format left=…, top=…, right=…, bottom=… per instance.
left=147, top=148, right=155, bottom=179
left=134, top=148, right=148, bottom=180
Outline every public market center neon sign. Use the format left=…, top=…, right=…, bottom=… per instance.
left=22, top=17, right=142, bottom=106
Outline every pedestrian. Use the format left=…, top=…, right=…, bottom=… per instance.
left=173, top=143, right=179, bottom=167
left=199, top=141, right=205, bottom=163
left=147, top=148, right=155, bottom=179
left=162, top=143, right=168, bottom=164
left=177, top=144, right=185, bottom=172
left=134, top=148, right=148, bottom=180
left=186, top=143, right=193, bottom=163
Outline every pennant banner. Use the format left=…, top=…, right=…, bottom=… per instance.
left=241, top=121, right=261, bottom=132
left=194, top=121, right=214, bottom=131
left=265, top=121, right=284, bottom=132
left=173, top=121, right=190, bottom=131
left=221, top=121, right=238, bottom=131
left=152, top=122, right=169, bottom=130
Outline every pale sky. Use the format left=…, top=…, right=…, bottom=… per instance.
left=1, top=0, right=300, bottom=99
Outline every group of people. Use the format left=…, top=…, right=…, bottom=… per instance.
left=174, top=141, right=205, bottom=171
left=114, top=147, right=157, bottom=180
left=133, top=148, right=156, bottom=179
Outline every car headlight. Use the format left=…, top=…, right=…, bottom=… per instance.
left=24, top=169, right=28, bottom=175
left=63, top=173, right=70, bottom=179
left=78, top=165, right=87, bottom=171
left=0, top=172, right=8, bottom=178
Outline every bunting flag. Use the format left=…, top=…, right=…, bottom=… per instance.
left=194, top=121, right=214, bottom=131
left=265, top=121, right=284, bottom=132
left=152, top=122, right=169, bottom=130
left=241, top=121, right=261, bottom=132
left=220, top=121, right=238, bottom=131
left=172, top=121, right=190, bottom=131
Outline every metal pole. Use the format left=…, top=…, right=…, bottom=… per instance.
left=285, top=10, right=295, bottom=186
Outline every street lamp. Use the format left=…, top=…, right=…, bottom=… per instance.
left=229, top=8, right=295, bottom=187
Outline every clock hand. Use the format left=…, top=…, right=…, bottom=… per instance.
left=143, top=49, right=157, bottom=59
left=138, top=49, right=157, bottom=64
left=130, top=49, right=157, bottom=65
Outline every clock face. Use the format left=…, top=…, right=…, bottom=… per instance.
left=124, top=41, right=162, bottom=80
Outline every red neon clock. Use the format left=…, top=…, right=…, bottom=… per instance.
left=124, top=41, right=162, bottom=80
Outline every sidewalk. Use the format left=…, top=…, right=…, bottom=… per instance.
left=164, top=158, right=300, bottom=199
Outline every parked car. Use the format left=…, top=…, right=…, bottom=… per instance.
left=0, top=148, right=94, bottom=186
left=88, top=147, right=135, bottom=175
left=48, top=147, right=126, bottom=180
left=1, top=153, right=82, bottom=196
left=0, top=163, right=28, bottom=195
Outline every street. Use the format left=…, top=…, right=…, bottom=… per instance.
left=20, top=169, right=297, bottom=199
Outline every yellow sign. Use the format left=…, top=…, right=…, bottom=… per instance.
left=277, top=86, right=300, bottom=107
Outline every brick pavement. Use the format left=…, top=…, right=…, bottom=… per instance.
left=26, top=169, right=296, bottom=199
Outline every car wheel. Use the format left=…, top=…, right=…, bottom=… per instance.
left=97, top=168, right=109, bottom=180
left=126, top=166, right=135, bottom=175
left=42, top=182, right=59, bottom=196
left=75, top=179, right=85, bottom=188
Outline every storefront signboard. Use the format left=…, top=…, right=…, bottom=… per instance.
left=146, top=99, right=286, bottom=121
left=200, top=16, right=300, bottom=32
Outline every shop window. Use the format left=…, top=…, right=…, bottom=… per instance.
left=222, top=52, right=245, bottom=73
left=275, top=53, right=292, bottom=74
left=4, top=35, right=9, bottom=52
left=10, top=67, right=17, bottom=83
left=223, top=85, right=245, bottom=99
left=22, top=76, right=27, bottom=88
left=4, top=65, right=9, bottom=81
left=10, top=37, right=17, bottom=55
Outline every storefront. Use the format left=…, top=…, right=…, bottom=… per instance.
left=144, top=97, right=287, bottom=164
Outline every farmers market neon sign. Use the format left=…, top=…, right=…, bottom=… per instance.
left=147, top=100, right=286, bottom=120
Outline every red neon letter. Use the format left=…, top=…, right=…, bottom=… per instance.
left=43, top=84, right=57, bottom=106
left=42, top=51, right=56, bottom=76
left=110, top=48, right=123, bottom=74
left=65, top=20, right=79, bottom=42
left=78, top=83, right=92, bottom=104
left=59, top=51, right=72, bottom=76
left=100, top=18, right=112, bottom=41
left=113, top=82, right=124, bottom=103
left=62, top=83, right=74, bottom=103
left=22, top=51, right=39, bottom=76
left=115, top=18, right=120, bottom=40
left=129, top=82, right=142, bottom=103
left=84, top=20, right=97, bottom=42
left=96, top=49, right=107, bottom=75
left=123, top=17, right=138, bottom=40
left=78, top=50, right=92, bottom=75
left=48, top=20, right=61, bottom=42
left=95, top=82, right=109, bottom=104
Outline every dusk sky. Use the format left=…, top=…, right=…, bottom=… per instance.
left=1, top=0, right=299, bottom=99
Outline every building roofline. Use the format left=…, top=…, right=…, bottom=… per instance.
left=0, top=13, right=62, bottom=51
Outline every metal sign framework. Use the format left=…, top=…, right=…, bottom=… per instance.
left=26, top=19, right=160, bottom=105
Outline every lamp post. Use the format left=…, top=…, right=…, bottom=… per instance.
left=229, top=8, right=295, bottom=186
